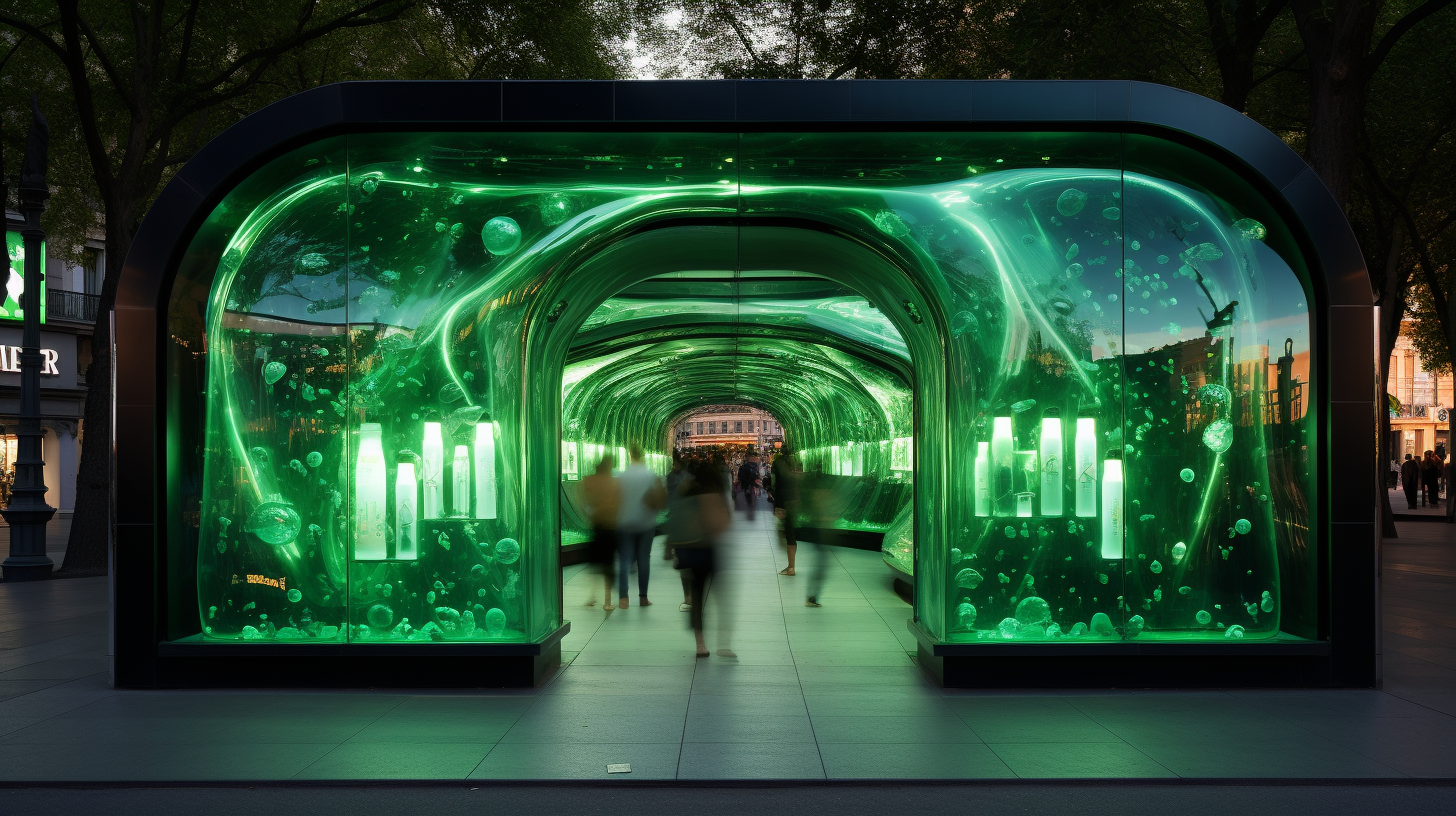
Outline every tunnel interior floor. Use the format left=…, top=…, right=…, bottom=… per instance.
left=2, top=512, right=1456, bottom=781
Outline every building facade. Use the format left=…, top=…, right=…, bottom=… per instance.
left=0, top=216, right=99, bottom=518
left=1388, top=320, right=1452, bottom=462
left=675, top=405, right=782, bottom=450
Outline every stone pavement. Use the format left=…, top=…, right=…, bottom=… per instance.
left=1, top=511, right=1455, bottom=782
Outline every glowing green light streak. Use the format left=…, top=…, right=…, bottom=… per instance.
left=206, top=173, right=346, bottom=505
left=428, top=190, right=738, bottom=406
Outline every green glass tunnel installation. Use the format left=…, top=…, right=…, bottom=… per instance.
left=163, top=124, right=1318, bottom=659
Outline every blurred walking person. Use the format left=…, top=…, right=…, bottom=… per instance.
left=1422, top=450, right=1442, bottom=508
left=616, top=445, right=667, bottom=608
left=1401, top=453, right=1421, bottom=510
left=771, top=448, right=802, bottom=575
left=664, top=452, right=696, bottom=611
left=736, top=454, right=762, bottom=520
left=581, top=455, right=620, bottom=610
left=676, top=461, right=732, bottom=657
left=801, top=465, right=844, bottom=608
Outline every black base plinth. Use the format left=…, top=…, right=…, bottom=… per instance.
left=132, top=624, right=570, bottom=689
left=0, top=558, right=55, bottom=581
left=912, top=623, right=1352, bottom=689
left=1, top=504, right=57, bottom=581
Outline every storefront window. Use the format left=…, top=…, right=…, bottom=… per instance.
left=167, top=130, right=1315, bottom=647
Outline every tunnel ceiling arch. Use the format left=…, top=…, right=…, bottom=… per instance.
left=123, top=80, right=1379, bottom=689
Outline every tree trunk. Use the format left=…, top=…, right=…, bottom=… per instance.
left=1376, top=219, right=1407, bottom=538
left=1292, top=0, right=1378, bottom=208
left=57, top=211, right=130, bottom=575
left=1378, top=344, right=1397, bottom=538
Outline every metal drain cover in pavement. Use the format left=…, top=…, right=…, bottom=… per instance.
left=606, top=763, right=631, bottom=774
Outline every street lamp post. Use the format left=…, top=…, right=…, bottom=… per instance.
left=1, top=97, right=55, bottom=581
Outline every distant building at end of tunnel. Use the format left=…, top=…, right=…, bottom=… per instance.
left=675, top=405, right=782, bottom=451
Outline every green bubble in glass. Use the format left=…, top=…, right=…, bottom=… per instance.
left=956, top=602, right=977, bottom=629
left=1196, top=609, right=1212, bottom=625
left=1202, top=418, right=1233, bottom=453
left=1232, top=218, right=1266, bottom=240
left=367, top=603, right=394, bottom=629
left=494, top=537, right=521, bottom=564
left=872, top=209, right=911, bottom=237
left=262, top=361, right=286, bottom=385
left=1179, top=467, right=1195, bottom=482
left=306, top=451, right=322, bottom=468
left=954, top=568, right=984, bottom=589
left=1056, top=188, right=1086, bottom=216
left=540, top=192, right=573, bottom=226
left=481, top=216, right=522, bottom=255
left=1101, top=206, right=1121, bottom=220
left=287, top=588, right=302, bottom=603
left=1235, top=518, right=1251, bottom=534
left=244, top=500, right=301, bottom=545
left=1014, top=596, right=1051, bottom=626
left=484, top=607, right=507, bottom=636
left=1150, top=560, right=1163, bottom=574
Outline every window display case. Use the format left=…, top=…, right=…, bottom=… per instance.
left=116, top=80, right=1374, bottom=688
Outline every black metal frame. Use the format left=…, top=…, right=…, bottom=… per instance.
left=115, top=80, right=1375, bottom=689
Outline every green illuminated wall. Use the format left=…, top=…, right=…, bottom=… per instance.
left=166, top=130, right=1315, bottom=646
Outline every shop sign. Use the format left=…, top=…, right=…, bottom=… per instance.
left=0, top=346, right=60, bottom=376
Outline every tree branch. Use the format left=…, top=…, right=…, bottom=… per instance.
left=0, top=12, right=67, bottom=62
left=1366, top=0, right=1455, bottom=81
left=75, top=13, right=136, bottom=111
left=54, top=0, right=116, bottom=196
left=175, top=0, right=201, bottom=82
left=182, top=0, right=410, bottom=100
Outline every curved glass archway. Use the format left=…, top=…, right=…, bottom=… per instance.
left=165, top=129, right=1316, bottom=648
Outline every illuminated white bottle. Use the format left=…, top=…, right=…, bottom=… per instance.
left=421, top=422, right=444, bottom=520
left=1101, top=455, right=1124, bottom=559
left=974, top=441, right=990, bottom=517
left=991, top=416, right=1014, bottom=516
left=1074, top=417, right=1097, bottom=518
left=353, top=422, right=387, bottom=560
left=395, top=461, right=418, bottom=560
left=475, top=422, right=498, bottom=520
left=1040, top=415, right=1063, bottom=517
left=452, top=445, right=471, bottom=516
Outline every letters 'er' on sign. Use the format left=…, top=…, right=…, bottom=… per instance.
left=0, top=346, right=59, bottom=376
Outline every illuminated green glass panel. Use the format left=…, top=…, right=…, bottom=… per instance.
left=166, top=129, right=1315, bottom=648
left=3, top=230, right=45, bottom=323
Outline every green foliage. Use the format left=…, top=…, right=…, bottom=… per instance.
left=1410, top=284, right=1454, bottom=375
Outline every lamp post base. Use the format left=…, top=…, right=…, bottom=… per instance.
left=1, top=504, right=57, bottom=581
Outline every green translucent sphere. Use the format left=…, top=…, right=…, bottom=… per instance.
left=366, top=603, right=394, bottom=629
left=244, top=500, right=301, bottom=545
left=1234, top=518, right=1252, bottom=535
left=954, top=568, right=983, bottom=589
left=494, top=538, right=521, bottom=564
left=1056, top=188, right=1086, bottom=216
left=1014, top=596, right=1051, bottom=626
left=1179, top=467, right=1195, bottom=482
left=481, top=216, right=522, bottom=255
left=484, top=607, right=507, bottom=636
left=287, top=588, right=302, bottom=603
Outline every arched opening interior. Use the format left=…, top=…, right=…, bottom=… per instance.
left=556, top=252, right=917, bottom=581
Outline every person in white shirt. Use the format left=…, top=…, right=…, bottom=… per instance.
left=615, top=445, right=666, bottom=608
